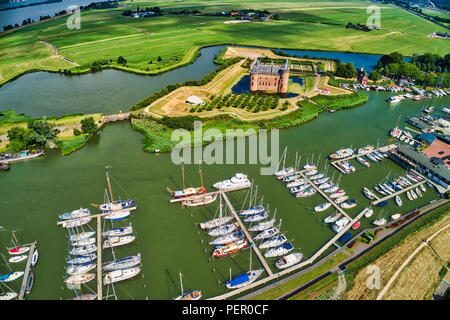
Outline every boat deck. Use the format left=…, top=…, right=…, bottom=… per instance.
left=18, top=241, right=37, bottom=300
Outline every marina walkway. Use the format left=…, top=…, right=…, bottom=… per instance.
left=18, top=241, right=36, bottom=300
left=372, top=180, right=426, bottom=206
left=96, top=216, right=102, bottom=300
left=221, top=192, right=273, bottom=276
left=297, top=171, right=351, bottom=221
left=208, top=207, right=369, bottom=300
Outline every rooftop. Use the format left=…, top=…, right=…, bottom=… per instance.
left=250, top=59, right=289, bottom=76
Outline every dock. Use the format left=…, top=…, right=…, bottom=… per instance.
left=330, top=144, right=398, bottom=174
left=18, top=241, right=37, bottom=300
left=371, top=180, right=426, bottom=206
left=96, top=215, right=102, bottom=300
left=168, top=185, right=250, bottom=204
left=297, top=171, right=352, bottom=221
left=208, top=207, right=369, bottom=300
left=221, top=192, right=273, bottom=276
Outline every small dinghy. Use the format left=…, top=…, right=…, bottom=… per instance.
left=31, top=250, right=38, bottom=266
left=395, top=195, right=402, bottom=206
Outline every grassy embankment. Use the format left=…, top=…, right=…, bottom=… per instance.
left=131, top=90, right=368, bottom=152
left=1, top=0, right=448, bottom=85
left=0, top=110, right=103, bottom=154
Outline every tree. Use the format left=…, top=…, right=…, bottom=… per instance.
left=117, top=56, right=127, bottom=64
left=81, top=117, right=98, bottom=134
left=157, top=56, right=162, bottom=62
left=369, top=70, right=380, bottom=81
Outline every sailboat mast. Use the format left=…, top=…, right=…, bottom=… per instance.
left=11, top=231, right=19, bottom=247
left=199, top=164, right=204, bottom=191
left=249, top=246, right=253, bottom=272
left=179, top=272, right=184, bottom=295
left=181, top=164, right=185, bottom=190
left=106, top=168, right=114, bottom=202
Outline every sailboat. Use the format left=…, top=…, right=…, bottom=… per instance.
left=0, top=272, right=24, bottom=282
left=209, top=229, right=244, bottom=246
left=103, top=253, right=141, bottom=271
left=8, top=255, right=27, bottom=263
left=103, top=267, right=141, bottom=285
left=0, top=292, right=17, bottom=300
left=67, top=254, right=96, bottom=265
left=183, top=193, right=217, bottom=207
left=224, top=248, right=264, bottom=289
left=199, top=192, right=234, bottom=230
left=96, top=167, right=136, bottom=212
left=70, top=231, right=95, bottom=242
left=274, top=146, right=295, bottom=177
left=259, top=234, right=288, bottom=249
left=102, top=225, right=133, bottom=238
left=395, top=195, right=402, bottom=207
left=373, top=209, right=387, bottom=226
left=212, top=239, right=248, bottom=258
left=59, top=208, right=91, bottom=220
left=102, top=236, right=135, bottom=249
left=174, top=272, right=202, bottom=300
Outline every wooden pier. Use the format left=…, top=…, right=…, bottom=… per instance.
left=208, top=207, right=369, bottom=300
left=221, top=192, right=273, bottom=276
left=96, top=215, right=102, bottom=300
left=168, top=185, right=250, bottom=204
left=372, top=179, right=426, bottom=206
left=18, top=241, right=37, bottom=300
left=330, top=144, right=398, bottom=174
left=297, top=171, right=352, bottom=221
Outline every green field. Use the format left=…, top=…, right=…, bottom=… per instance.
left=0, top=0, right=449, bottom=85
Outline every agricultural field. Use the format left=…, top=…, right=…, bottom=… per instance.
left=1, top=0, right=449, bottom=85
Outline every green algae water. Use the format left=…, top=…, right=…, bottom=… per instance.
left=1, top=91, right=448, bottom=299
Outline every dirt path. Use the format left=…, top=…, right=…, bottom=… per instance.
left=332, top=273, right=347, bottom=300
left=376, top=223, right=450, bottom=300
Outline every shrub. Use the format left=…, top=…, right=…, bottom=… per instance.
left=73, top=128, right=81, bottom=136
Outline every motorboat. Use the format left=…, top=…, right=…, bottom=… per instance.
left=0, top=292, right=17, bottom=300
left=209, top=230, right=244, bottom=245
left=259, top=234, right=287, bottom=249
left=329, top=148, right=354, bottom=160
left=364, top=208, right=374, bottom=218
left=67, top=254, right=97, bottom=265
left=410, top=189, right=418, bottom=199
left=395, top=195, right=402, bottom=206
left=8, top=246, right=30, bottom=255
left=314, top=202, right=331, bottom=212
left=406, top=191, right=413, bottom=200
left=352, top=222, right=360, bottom=229
left=373, top=218, right=387, bottom=226
left=0, top=150, right=44, bottom=163
left=103, top=253, right=141, bottom=271
left=286, top=179, right=306, bottom=188
left=334, top=195, right=349, bottom=204
left=212, top=239, right=248, bottom=258
left=415, top=187, right=422, bottom=197
left=391, top=213, right=401, bottom=220
left=290, top=184, right=311, bottom=194
left=274, top=167, right=294, bottom=177
left=420, top=184, right=426, bottom=192
left=103, top=267, right=140, bottom=285
left=67, top=263, right=96, bottom=275
left=102, top=226, right=133, bottom=238
left=324, top=186, right=338, bottom=193
left=340, top=199, right=357, bottom=209
left=275, top=252, right=303, bottom=270
left=304, top=169, right=318, bottom=176
left=330, top=190, right=346, bottom=199
left=332, top=217, right=350, bottom=233
left=264, top=242, right=294, bottom=258
left=356, top=156, right=370, bottom=167
left=213, top=173, right=251, bottom=190
left=65, top=273, right=95, bottom=285
left=357, top=145, right=374, bottom=154
left=103, top=236, right=136, bottom=249
left=323, top=213, right=340, bottom=224
left=59, top=208, right=91, bottom=220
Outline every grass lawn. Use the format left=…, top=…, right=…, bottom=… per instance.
left=0, top=1, right=448, bottom=85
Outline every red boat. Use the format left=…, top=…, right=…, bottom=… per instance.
left=169, top=164, right=206, bottom=200
left=352, top=222, right=360, bottom=230
left=212, top=239, right=248, bottom=258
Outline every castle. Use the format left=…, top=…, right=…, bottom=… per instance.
left=249, top=58, right=290, bottom=93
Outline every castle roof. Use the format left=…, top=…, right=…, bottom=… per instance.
left=251, top=59, right=289, bottom=75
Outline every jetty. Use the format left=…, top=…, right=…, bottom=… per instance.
left=208, top=207, right=369, bottom=300
left=221, top=192, right=273, bottom=276
left=330, top=144, right=397, bottom=174
left=168, top=185, right=250, bottom=204
left=372, top=179, right=426, bottom=206
left=18, top=241, right=37, bottom=300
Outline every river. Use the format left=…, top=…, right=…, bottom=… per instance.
left=0, top=46, right=448, bottom=300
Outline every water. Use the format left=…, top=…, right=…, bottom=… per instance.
left=0, top=45, right=448, bottom=299
left=0, top=0, right=109, bottom=28
left=0, top=92, right=448, bottom=299
left=0, top=45, right=225, bottom=117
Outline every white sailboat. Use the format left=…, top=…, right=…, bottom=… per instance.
left=102, top=236, right=135, bottom=249
left=199, top=192, right=234, bottom=230
left=103, top=267, right=141, bottom=285
left=103, top=253, right=141, bottom=271
left=225, top=248, right=264, bottom=290
left=174, top=272, right=202, bottom=300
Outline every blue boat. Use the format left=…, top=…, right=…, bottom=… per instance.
left=225, top=269, right=264, bottom=289
left=238, top=206, right=265, bottom=216
left=377, top=200, right=388, bottom=207
left=99, top=200, right=136, bottom=212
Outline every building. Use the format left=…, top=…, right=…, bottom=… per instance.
left=186, top=95, right=205, bottom=106
left=249, top=59, right=289, bottom=93
left=389, top=144, right=450, bottom=193
left=356, top=67, right=368, bottom=84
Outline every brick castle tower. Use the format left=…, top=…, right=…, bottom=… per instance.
left=249, top=58, right=290, bottom=93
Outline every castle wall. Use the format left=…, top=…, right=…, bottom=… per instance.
left=250, top=74, right=281, bottom=92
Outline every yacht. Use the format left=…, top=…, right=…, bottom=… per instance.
left=208, top=223, right=237, bottom=237
left=373, top=218, right=387, bottom=226
left=59, top=208, right=91, bottom=220
left=329, top=148, right=354, bottom=160
left=238, top=206, right=265, bottom=216
left=103, top=267, right=141, bottom=285
left=259, top=234, right=287, bottom=249
left=243, top=211, right=268, bottom=223
left=314, top=202, right=331, bottom=212
left=102, top=226, right=133, bottom=238
left=67, top=263, right=96, bottom=275
left=363, top=187, right=376, bottom=200
left=340, top=199, right=357, bottom=209
left=248, top=219, right=275, bottom=232
left=364, top=208, right=374, bottom=218
left=275, top=252, right=303, bottom=270
left=253, top=227, right=279, bottom=241
left=65, top=273, right=95, bottom=285
left=264, top=242, right=294, bottom=258
left=213, top=173, right=251, bottom=190
left=103, top=253, right=141, bottom=271
left=102, top=236, right=135, bottom=249
left=212, top=239, right=248, bottom=258
left=209, top=230, right=244, bottom=245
